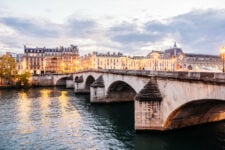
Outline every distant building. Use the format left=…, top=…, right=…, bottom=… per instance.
left=17, top=42, right=223, bottom=74
left=79, top=52, right=124, bottom=70
left=79, top=52, right=137, bottom=70
left=147, top=43, right=222, bottom=72
left=79, top=43, right=223, bottom=72
left=21, top=44, right=79, bottom=74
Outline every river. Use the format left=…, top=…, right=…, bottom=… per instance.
left=0, top=87, right=224, bottom=150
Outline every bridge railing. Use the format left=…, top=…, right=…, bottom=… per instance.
left=33, top=73, right=73, bottom=77
left=74, top=69, right=225, bottom=83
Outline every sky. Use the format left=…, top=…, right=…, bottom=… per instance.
left=0, top=0, right=225, bottom=56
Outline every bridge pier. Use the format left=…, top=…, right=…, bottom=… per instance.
left=90, top=76, right=105, bottom=103
left=74, top=82, right=88, bottom=93
left=135, top=79, right=164, bottom=130
left=74, top=76, right=89, bottom=93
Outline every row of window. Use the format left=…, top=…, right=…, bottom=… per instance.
left=25, top=49, right=78, bottom=53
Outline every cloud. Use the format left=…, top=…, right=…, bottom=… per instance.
left=0, top=9, right=225, bottom=55
left=109, top=22, right=137, bottom=33
left=144, top=9, right=225, bottom=53
left=0, top=17, right=60, bottom=38
left=65, top=18, right=97, bottom=37
left=107, top=9, right=225, bottom=54
left=107, top=21, right=166, bottom=54
left=176, top=10, right=225, bottom=48
left=0, top=16, right=102, bottom=54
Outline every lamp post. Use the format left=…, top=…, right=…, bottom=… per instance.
left=220, top=47, right=225, bottom=73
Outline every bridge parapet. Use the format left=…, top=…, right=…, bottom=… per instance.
left=76, top=69, right=225, bottom=83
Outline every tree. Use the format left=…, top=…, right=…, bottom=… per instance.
left=16, top=72, right=31, bottom=88
left=0, top=54, right=17, bottom=85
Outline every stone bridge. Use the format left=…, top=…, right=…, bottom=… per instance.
left=73, top=69, right=225, bottom=131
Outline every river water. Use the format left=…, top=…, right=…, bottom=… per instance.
left=0, top=87, right=224, bottom=150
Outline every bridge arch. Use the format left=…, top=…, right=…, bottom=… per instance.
left=107, top=80, right=137, bottom=102
left=164, top=99, right=225, bottom=130
left=85, top=75, right=95, bottom=90
left=56, top=77, right=68, bottom=86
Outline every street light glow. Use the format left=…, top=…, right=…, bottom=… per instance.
left=220, top=46, right=225, bottom=73
left=220, top=47, right=225, bottom=53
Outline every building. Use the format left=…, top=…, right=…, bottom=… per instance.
left=146, top=42, right=222, bottom=72
left=79, top=43, right=223, bottom=72
left=21, top=44, right=79, bottom=74
left=17, top=42, right=223, bottom=74
left=79, top=52, right=127, bottom=70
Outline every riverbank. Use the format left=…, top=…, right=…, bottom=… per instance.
left=0, top=84, right=68, bottom=90
left=0, top=85, right=16, bottom=89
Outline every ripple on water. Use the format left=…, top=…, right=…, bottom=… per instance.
left=0, top=88, right=224, bottom=150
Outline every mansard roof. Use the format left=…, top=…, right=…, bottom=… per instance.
left=185, top=53, right=220, bottom=58
left=96, top=52, right=124, bottom=57
left=164, top=47, right=183, bottom=56
left=24, top=44, right=79, bottom=53
left=147, top=50, right=164, bottom=57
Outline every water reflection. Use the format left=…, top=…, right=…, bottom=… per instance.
left=134, top=121, right=225, bottom=150
left=17, top=92, right=35, bottom=135
left=0, top=88, right=224, bottom=150
left=39, top=89, right=51, bottom=132
left=58, top=90, right=69, bottom=115
left=57, top=90, right=82, bottom=140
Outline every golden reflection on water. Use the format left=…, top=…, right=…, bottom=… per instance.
left=57, top=90, right=82, bottom=136
left=17, top=91, right=35, bottom=134
left=16, top=88, right=87, bottom=148
left=58, top=90, right=69, bottom=115
left=40, top=89, right=51, bottom=98
left=40, top=89, right=51, bottom=114
left=39, top=89, right=83, bottom=145
left=39, top=89, right=51, bottom=128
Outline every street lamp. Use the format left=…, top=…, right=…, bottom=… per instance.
left=220, top=47, right=225, bottom=73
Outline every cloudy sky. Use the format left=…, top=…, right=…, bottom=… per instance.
left=0, top=0, right=225, bottom=56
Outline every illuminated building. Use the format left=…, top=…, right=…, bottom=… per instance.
left=17, top=42, right=223, bottom=73
left=79, top=43, right=223, bottom=72
left=22, top=44, right=79, bottom=74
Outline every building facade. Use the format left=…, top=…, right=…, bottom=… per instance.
left=17, top=43, right=223, bottom=74
left=20, top=44, right=79, bottom=74
left=79, top=43, right=223, bottom=72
